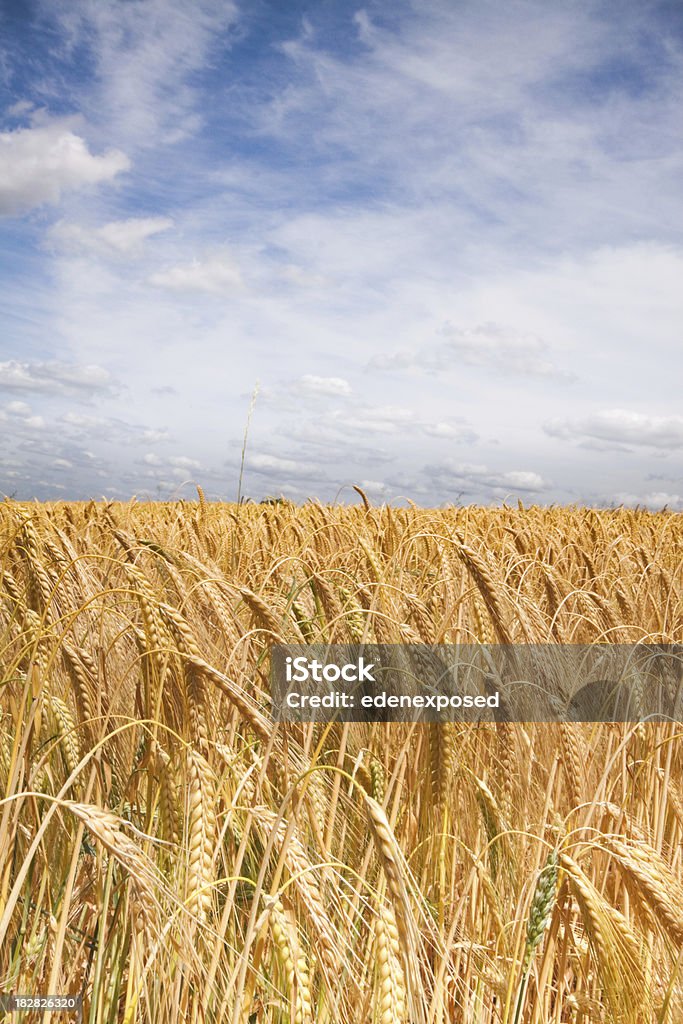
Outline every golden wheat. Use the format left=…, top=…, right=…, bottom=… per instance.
left=0, top=499, right=680, bottom=1023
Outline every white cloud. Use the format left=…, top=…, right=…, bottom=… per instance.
left=250, top=454, right=305, bottom=473
left=49, top=216, right=173, bottom=254
left=545, top=410, right=683, bottom=451
left=425, top=460, right=549, bottom=495
left=502, top=471, right=546, bottom=490
left=1, top=401, right=45, bottom=431
left=141, top=428, right=170, bottom=443
left=258, top=375, right=354, bottom=407
left=6, top=100, right=35, bottom=118
left=149, top=257, right=243, bottom=294
left=613, top=491, right=683, bottom=511
left=59, top=411, right=169, bottom=447
left=0, top=119, right=129, bottom=215
left=330, top=404, right=477, bottom=443
left=248, top=453, right=321, bottom=480
left=0, top=361, right=118, bottom=397
left=422, top=422, right=465, bottom=438
left=372, top=322, right=572, bottom=380
left=297, top=375, right=351, bottom=396
left=6, top=401, right=31, bottom=416
left=639, top=492, right=683, bottom=510
left=139, top=453, right=202, bottom=485
left=338, top=405, right=415, bottom=435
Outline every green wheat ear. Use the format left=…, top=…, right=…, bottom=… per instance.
left=513, top=847, right=560, bottom=1024
left=523, top=848, right=559, bottom=972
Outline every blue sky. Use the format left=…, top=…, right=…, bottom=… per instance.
left=1, top=0, right=682, bottom=506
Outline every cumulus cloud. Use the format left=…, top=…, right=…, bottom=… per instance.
left=6, top=401, right=31, bottom=416
left=49, top=216, right=173, bottom=254
left=331, top=404, right=477, bottom=442
left=371, top=322, right=571, bottom=380
left=336, top=405, right=416, bottom=435
left=141, top=428, right=171, bottom=443
left=296, top=375, right=351, bottom=396
left=149, top=256, right=243, bottom=293
left=0, top=361, right=119, bottom=398
left=612, top=492, right=683, bottom=511
left=169, top=455, right=200, bottom=469
left=2, top=400, right=45, bottom=430
left=273, top=422, right=395, bottom=465
left=0, top=120, right=129, bottom=215
left=259, top=375, right=353, bottom=406
left=248, top=452, right=325, bottom=481
left=423, top=422, right=471, bottom=439
left=251, top=386, right=479, bottom=497
left=1, top=397, right=186, bottom=499
left=545, top=410, right=683, bottom=451
left=138, top=453, right=202, bottom=489
left=424, top=460, right=549, bottom=497
left=60, top=412, right=169, bottom=446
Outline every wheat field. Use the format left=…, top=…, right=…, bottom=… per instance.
left=0, top=498, right=681, bottom=1023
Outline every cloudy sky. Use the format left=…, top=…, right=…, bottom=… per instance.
left=1, top=0, right=682, bottom=506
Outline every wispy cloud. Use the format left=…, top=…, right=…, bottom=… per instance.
left=46, top=0, right=240, bottom=150
left=48, top=216, right=173, bottom=254
left=149, top=256, right=244, bottom=294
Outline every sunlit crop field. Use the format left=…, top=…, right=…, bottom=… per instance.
left=0, top=499, right=681, bottom=1023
